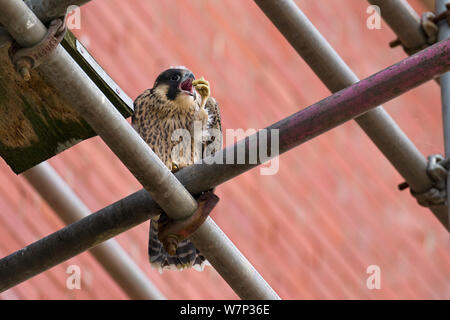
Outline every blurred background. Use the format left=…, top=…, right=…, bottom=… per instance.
left=0, top=0, right=449, bottom=299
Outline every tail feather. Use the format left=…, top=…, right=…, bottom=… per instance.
left=148, top=213, right=208, bottom=273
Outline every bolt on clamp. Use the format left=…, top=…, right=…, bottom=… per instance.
left=389, top=8, right=446, bottom=55
left=399, top=154, right=448, bottom=207
left=158, top=191, right=219, bottom=255
left=8, top=18, right=67, bottom=81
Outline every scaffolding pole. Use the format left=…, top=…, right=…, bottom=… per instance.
left=1, top=37, right=449, bottom=292
left=436, top=0, right=450, bottom=229
left=0, top=0, right=279, bottom=300
left=254, top=0, right=449, bottom=229
left=22, top=163, right=165, bottom=300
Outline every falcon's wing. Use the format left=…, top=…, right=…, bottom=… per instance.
left=131, top=89, right=151, bottom=134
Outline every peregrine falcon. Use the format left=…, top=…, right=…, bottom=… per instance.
left=132, top=67, right=222, bottom=272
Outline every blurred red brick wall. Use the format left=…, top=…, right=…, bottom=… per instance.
left=0, top=0, right=449, bottom=299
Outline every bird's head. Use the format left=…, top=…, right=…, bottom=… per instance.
left=152, top=67, right=197, bottom=107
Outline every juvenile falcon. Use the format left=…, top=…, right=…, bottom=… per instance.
left=132, top=67, right=222, bottom=272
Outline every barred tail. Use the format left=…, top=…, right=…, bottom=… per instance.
left=148, top=213, right=208, bottom=273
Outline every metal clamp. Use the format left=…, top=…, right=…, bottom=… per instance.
left=389, top=10, right=442, bottom=55
left=399, top=154, right=448, bottom=207
left=158, top=191, right=219, bottom=255
left=8, top=18, right=67, bottom=81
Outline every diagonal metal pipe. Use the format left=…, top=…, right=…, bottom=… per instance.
left=22, top=162, right=166, bottom=300
left=254, top=0, right=448, bottom=229
left=0, top=0, right=279, bottom=300
left=1, top=36, right=449, bottom=293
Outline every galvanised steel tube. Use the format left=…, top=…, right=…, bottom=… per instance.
left=436, top=0, right=450, bottom=229
left=254, top=0, right=448, bottom=229
left=0, top=0, right=279, bottom=300
left=1, top=38, right=449, bottom=294
left=368, top=0, right=428, bottom=50
left=23, top=162, right=166, bottom=300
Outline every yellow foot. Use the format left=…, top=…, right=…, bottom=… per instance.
left=192, top=77, right=210, bottom=108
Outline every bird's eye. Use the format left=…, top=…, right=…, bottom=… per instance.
left=171, top=75, right=181, bottom=81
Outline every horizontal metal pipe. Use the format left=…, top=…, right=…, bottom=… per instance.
left=1, top=37, right=449, bottom=293
left=23, top=162, right=165, bottom=300
left=0, top=0, right=279, bottom=299
left=254, top=0, right=448, bottom=228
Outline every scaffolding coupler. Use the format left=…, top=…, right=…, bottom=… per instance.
left=8, top=18, right=66, bottom=81
left=389, top=8, right=450, bottom=55
left=399, top=154, right=448, bottom=207
left=158, top=191, right=220, bottom=255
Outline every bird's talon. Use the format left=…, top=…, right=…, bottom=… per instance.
left=192, top=77, right=209, bottom=87
left=193, top=77, right=210, bottom=108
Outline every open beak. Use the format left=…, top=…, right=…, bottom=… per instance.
left=179, top=76, right=195, bottom=97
